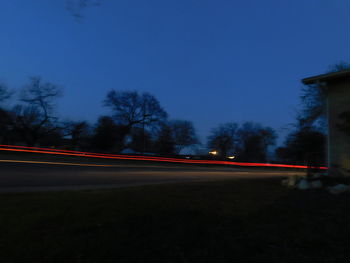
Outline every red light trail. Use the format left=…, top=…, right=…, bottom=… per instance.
left=0, top=144, right=328, bottom=170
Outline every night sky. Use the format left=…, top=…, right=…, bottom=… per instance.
left=1, top=0, right=350, bottom=145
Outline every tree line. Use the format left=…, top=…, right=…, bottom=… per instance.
left=0, top=76, right=279, bottom=161
left=0, top=77, right=198, bottom=155
left=4, top=66, right=348, bottom=165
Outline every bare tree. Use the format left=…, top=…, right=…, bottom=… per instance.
left=20, top=76, right=62, bottom=119
left=0, top=83, right=13, bottom=103
left=207, top=122, right=239, bottom=157
left=168, top=120, right=199, bottom=154
left=299, top=62, right=350, bottom=129
left=237, top=122, right=277, bottom=162
left=299, top=83, right=327, bottom=129
left=327, top=61, right=350, bottom=73
left=63, top=121, right=91, bottom=149
left=104, top=90, right=168, bottom=130
left=12, top=77, right=63, bottom=146
left=260, top=127, right=277, bottom=150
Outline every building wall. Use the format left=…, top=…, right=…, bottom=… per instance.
left=327, top=78, right=350, bottom=176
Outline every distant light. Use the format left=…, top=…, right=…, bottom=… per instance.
left=209, top=150, right=218, bottom=155
left=227, top=156, right=235, bottom=159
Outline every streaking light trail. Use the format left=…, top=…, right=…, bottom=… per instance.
left=0, top=145, right=328, bottom=170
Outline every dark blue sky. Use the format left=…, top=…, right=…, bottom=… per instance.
left=1, top=0, right=350, bottom=145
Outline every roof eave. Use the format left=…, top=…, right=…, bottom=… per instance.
left=302, top=69, right=350, bottom=85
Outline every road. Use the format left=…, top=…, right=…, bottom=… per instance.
left=0, top=159, right=303, bottom=192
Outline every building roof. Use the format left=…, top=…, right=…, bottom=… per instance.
left=302, top=68, right=350, bottom=85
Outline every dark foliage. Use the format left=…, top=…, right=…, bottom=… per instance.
left=128, top=127, right=152, bottom=153
left=91, top=116, right=128, bottom=152
left=0, top=108, right=13, bottom=144
left=237, top=122, right=277, bottom=162
left=63, top=121, right=91, bottom=150
left=276, top=127, right=326, bottom=166
left=155, top=124, right=175, bottom=155
left=207, top=122, right=238, bottom=158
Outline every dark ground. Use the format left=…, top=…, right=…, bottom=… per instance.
left=1, top=178, right=350, bottom=263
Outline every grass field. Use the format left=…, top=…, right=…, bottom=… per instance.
left=1, top=178, right=350, bottom=262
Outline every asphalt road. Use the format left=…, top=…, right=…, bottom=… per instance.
left=0, top=159, right=303, bottom=192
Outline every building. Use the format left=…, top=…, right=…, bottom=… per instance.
left=302, top=69, right=350, bottom=176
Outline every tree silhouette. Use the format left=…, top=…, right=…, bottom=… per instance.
left=12, top=77, right=62, bottom=146
left=237, top=122, right=277, bottom=162
left=169, top=120, right=199, bottom=154
left=104, top=90, right=167, bottom=129
left=207, top=123, right=239, bottom=158
left=0, top=83, right=13, bottom=103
